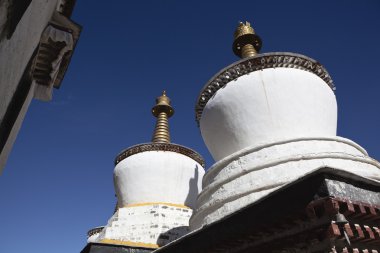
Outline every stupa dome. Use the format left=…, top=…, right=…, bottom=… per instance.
left=114, top=143, right=204, bottom=209
left=114, top=91, right=204, bottom=209
left=196, top=53, right=337, bottom=161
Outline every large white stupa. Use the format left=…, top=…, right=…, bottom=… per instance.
left=190, top=22, right=380, bottom=230
left=87, top=92, right=205, bottom=249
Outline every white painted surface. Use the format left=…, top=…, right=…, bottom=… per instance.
left=114, top=150, right=204, bottom=209
left=190, top=137, right=380, bottom=230
left=87, top=233, right=100, bottom=243
left=96, top=204, right=192, bottom=246
left=200, top=68, right=337, bottom=161
left=95, top=148, right=205, bottom=247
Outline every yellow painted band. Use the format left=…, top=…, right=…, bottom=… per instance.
left=122, top=202, right=190, bottom=209
left=100, top=239, right=159, bottom=249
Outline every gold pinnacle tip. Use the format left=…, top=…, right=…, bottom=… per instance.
left=232, top=20, right=262, bottom=58
left=151, top=91, right=174, bottom=143
left=234, top=21, right=255, bottom=39
left=152, top=90, right=174, bottom=117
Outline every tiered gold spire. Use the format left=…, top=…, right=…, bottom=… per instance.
left=151, top=91, right=174, bottom=143
left=232, top=21, right=262, bottom=58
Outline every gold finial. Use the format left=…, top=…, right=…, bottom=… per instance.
left=232, top=21, right=262, bottom=58
left=151, top=91, right=174, bottom=143
left=234, top=21, right=255, bottom=39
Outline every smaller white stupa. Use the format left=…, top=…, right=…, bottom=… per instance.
left=88, top=91, right=205, bottom=249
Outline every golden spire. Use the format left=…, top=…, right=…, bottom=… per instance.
left=232, top=21, right=262, bottom=58
left=151, top=91, right=174, bottom=143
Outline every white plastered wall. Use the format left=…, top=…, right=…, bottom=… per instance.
left=0, top=0, right=61, bottom=173
left=0, top=0, right=60, bottom=118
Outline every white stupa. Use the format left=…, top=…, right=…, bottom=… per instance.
left=88, top=91, right=205, bottom=249
left=190, top=22, right=380, bottom=230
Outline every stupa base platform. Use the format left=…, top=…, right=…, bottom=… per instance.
left=93, top=203, right=192, bottom=247
left=155, top=168, right=380, bottom=253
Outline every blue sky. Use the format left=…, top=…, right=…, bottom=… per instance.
left=1, top=1, right=380, bottom=252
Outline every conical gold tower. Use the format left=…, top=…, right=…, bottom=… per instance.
left=115, top=91, right=204, bottom=167
left=151, top=91, right=174, bottom=143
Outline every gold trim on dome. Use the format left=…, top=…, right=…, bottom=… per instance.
left=115, top=142, right=205, bottom=167
left=100, top=239, right=159, bottom=249
left=123, top=202, right=190, bottom=209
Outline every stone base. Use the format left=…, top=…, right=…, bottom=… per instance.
left=95, top=203, right=192, bottom=247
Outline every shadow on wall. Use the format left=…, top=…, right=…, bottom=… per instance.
left=156, top=165, right=201, bottom=246
left=157, top=226, right=190, bottom=247
left=185, top=165, right=200, bottom=208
